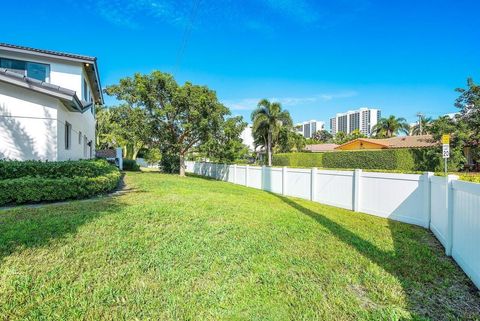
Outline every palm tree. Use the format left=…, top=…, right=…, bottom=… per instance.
left=251, top=99, right=292, bottom=166
left=411, top=115, right=433, bottom=135
left=372, top=115, right=410, bottom=138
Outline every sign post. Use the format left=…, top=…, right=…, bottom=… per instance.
left=442, top=134, right=450, bottom=176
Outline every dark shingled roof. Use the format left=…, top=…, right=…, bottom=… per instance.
left=0, top=43, right=96, bottom=62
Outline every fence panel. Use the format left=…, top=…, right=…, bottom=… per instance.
left=216, top=164, right=229, bottom=181
left=186, top=161, right=480, bottom=289
left=430, top=176, right=449, bottom=247
left=452, top=180, right=480, bottom=289
left=316, top=170, right=354, bottom=210
left=359, top=172, right=428, bottom=227
left=286, top=168, right=311, bottom=200
left=264, top=167, right=283, bottom=194
left=226, top=165, right=235, bottom=183
left=247, top=166, right=263, bottom=189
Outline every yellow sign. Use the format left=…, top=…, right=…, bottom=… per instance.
left=442, top=134, right=450, bottom=145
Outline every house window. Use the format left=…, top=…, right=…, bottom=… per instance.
left=83, top=79, right=90, bottom=101
left=65, top=122, right=72, bottom=150
left=79, top=131, right=82, bottom=144
left=0, top=58, right=50, bottom=82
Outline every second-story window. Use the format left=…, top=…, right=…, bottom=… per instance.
left=83, top=79, right=90, bottom=101
left=0, top=58, right=50, bottom=82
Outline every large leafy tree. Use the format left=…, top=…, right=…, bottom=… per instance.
left=198, top=116, right=249, bottom=162
left=105, top=71, right=229, bottom=176
left=277, top=128, right=306, bottom=153
left=251, top=99, right=292, bottom=166
left=111, top=104, right=152, bottom=159
left=455, top=78, right=480, bottom=148
left=311, top=129, right=333, bottom=143
left=372, top=115, right=410, bottom=138
left=411, top=115, right=433, bottom=135
left=95, top=105, right=117, bottom=150
left=95, top=104, right=150, bottom=159
left=424, top=116, right=470, bottom=171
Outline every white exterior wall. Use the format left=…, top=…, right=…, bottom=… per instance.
left=186, top=161, right=480, bottom=289
left=56, top=101, right=96, bottom=161
left=0, top=50, right=85, bottom=95
left=240, top=125, right=255, bottom=151
left=0, top=49, right=96, bottom=161
left=0, top=83, right=58, bottom=160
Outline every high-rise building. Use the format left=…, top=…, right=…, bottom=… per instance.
left=295, top=120, right=325, bottom=138
left=330, top=108, right=381, bottom=136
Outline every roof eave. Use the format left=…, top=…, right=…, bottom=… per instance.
left=0, top=71, right=84, bottom=113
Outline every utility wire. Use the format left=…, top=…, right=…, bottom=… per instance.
left=174, top=0, right=202, bottom=74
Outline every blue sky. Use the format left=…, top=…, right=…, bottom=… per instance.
left=2, top=0, right=478, bottom=126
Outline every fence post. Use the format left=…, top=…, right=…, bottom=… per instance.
left=116, top=147, right=123, bottom=170
left=261, top=165, right=266, bottom=190
left=282, top=166, right=287, bottom=196
left=311, top=167, right=317, bottom=201
left=353, top=169, right=362, bottom=212
left=245, top=165, right=249, bottom=187
left=424, top=172, right=434, bottom=229
left=233, top=164, right=237, bottom=184
left=445, top=174, right=459, bottom=256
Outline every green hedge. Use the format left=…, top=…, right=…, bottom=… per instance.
left=0, top=159, right=116, bottom=179
left=323, top=149, right=417, bottom=171
left=0, top=159, right=121, bottom=205
left=122, top=159, right=140, bottom=171
left=273, top=149, right=434, bottom=171
left=273, top=153, right=324, bottom=167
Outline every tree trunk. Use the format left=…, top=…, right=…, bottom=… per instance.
left=179, top=153, right=186, bottom=177
left=267, top=131, right=272, bottom=166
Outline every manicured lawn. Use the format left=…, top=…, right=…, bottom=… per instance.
left=1, top=172, right=479, bottom=320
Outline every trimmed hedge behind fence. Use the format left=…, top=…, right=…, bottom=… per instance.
left=273, top=149, right=433, bottom=171
left=0, top=159, right=121, bottom=206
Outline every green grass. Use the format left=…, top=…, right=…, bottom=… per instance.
left=1, top=172, right=479, bottom=320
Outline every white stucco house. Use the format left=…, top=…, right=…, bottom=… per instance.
left=0, top=43, right=103, bottom=161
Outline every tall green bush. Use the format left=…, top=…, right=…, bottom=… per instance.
left=273, top=149, right=436, bottom=171
left=122, top=159, right=140, bottom=171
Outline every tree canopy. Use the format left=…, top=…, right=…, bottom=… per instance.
left=372, top=115, right=410, bottom=138
left=104, top=71, right=240, bottom=176
left=251, top=99, right=292, bottom=166
left=411, top=115, right=433, bottom=136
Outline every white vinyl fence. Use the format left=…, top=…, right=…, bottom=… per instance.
left=186, top=161, right=480, bottom=289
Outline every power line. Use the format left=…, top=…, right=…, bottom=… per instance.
left=174, top=0, right=202, bottom=74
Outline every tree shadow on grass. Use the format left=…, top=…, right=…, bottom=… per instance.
left=0, top=194, right=130, bottom=265
left=266, top=192, right=480, bottom=320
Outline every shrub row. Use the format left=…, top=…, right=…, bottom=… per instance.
left=0, top=159, right=116, bottom=179
left=273, top=153, right=324, bottom=167
left=273, top=149, right=433, bottom=171
left=0, top=159, right=121, bottom=205
left=0, top=171, right=121, bottom=206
